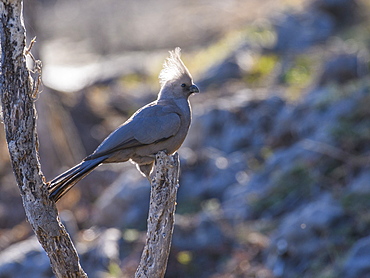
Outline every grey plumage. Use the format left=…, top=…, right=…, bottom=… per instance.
left=48, top=48, right=199, bottom=202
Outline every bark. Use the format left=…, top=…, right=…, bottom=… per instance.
left=135, top=151, right=180, bottom=278
left=0, top=0, right=87, bottom=277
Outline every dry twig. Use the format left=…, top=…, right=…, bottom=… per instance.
left=0, top=1, right=87, bottom=277
left=135, top=151, right=180, bottom=278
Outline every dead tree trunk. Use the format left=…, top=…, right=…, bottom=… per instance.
left=0, top=0, right=87, bottom=277
left=135, top=151, right=180, bottom=278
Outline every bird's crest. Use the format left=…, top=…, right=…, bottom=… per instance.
left=159, top=47, right=192, bottom=87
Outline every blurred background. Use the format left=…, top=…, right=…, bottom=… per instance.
left=1, top=0, right=370, bottom=277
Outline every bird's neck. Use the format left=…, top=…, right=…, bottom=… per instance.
left=174, top=98, right=191, bottom=120
left=157, top=86, right=169, bottom=100
left=156, top=97, right=191, bottom=118
left=157, top=91, right=188, bottom=101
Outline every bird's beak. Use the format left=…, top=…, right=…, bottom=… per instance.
left=189, top=84, right=200, bottom=94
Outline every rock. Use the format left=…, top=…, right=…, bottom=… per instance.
left=222, top=83, right=367, bottom=222
left=272, top=12, right=335, bottom=53
left=185, top=95, right=285, bottom=154
left=311, top=0, right=358, bottom=25
left=0, top=173, right=25, bottom=230
left=178, top=95, right=285, bottom=213
left=178, top=149, right=249, bottom=205
left=59, top=210, right=79, bottom=240
left=271, top=0, right=358, bottom=54
left=266, top=193, right=346, bottom=278
left=0, top=237, right=52, bottom=278
left=197, top=54, right=243, bottom=89
left=341, top=236, right=370, bottom=278
left=0, top=230, right=122, bottom=278
left=197, top=45, right=252, bottom=89
left=269, top=86, right=358, bottom=148
left=79, top=228, right=122, bottom=277
left=349, top=171, right=370, bottom=194
left=168, top=212, right=232, bottom=278
left=222, top=145, right=321, bottom=221
left=340, top=170, right=370, bottom=237
left=172, top=213, right=229, bottom=252
left=92, top=167, right=150, bottom=230
left=318, top=53, right=368, bottom=86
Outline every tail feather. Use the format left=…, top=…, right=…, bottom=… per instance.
left=48, top=158, right=105, bottom=202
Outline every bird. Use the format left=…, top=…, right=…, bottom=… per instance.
left=48, top=47, right=199, bottom=202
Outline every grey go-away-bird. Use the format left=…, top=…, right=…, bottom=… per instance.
left=48, top=48, right=199, bottom=202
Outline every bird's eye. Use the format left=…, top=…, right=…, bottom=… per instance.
left=181, top=83, right=186, bottom=87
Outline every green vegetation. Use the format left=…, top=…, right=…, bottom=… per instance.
left=283, top=55, right=313, bottom=87
left=251, top=164, right=315, bottom=216
left=331, top=88, right=370, bottom=153
left=245, top=54, right=279, bottom=85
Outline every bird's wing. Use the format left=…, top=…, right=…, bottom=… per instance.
left=132, top=104, right=182, bottom=144
left=85, top=103, right=181, bottom=160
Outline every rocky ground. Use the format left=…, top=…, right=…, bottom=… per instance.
left=1, top=0, right=370, bottom=277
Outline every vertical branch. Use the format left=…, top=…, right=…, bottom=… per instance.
left=135, top=151, right=180, bottom=278
left=0, top=1, right=87, bottom=277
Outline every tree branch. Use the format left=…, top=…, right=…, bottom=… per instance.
left=135, top=151, right=180, bottom=278
left=0, top=1, right=87, bottom=277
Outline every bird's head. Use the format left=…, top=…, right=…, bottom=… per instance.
left=158, top=47, right=199, bottom=99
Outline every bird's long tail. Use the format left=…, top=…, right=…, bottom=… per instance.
left=48, top=157, right=106, bottom=202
